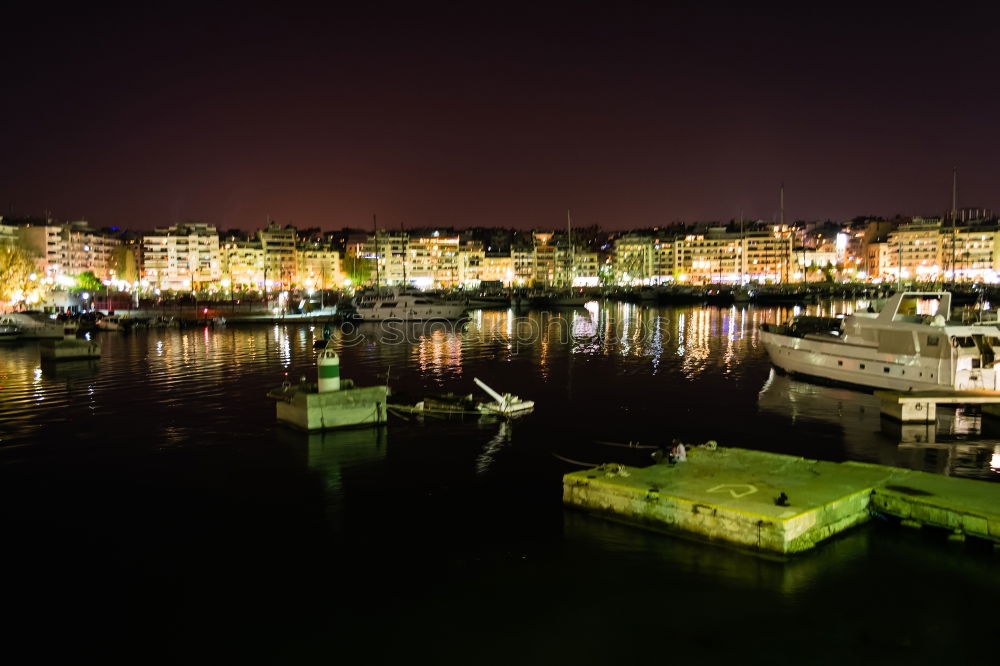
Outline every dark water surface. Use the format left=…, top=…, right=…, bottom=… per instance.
left=1, top=302, right=998, bottom=664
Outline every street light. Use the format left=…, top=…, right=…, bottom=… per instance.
left=101, top=279, right=112, bottom=313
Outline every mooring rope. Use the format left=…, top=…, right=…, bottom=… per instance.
left=593, top=439, right=657, bottom=450
left=551, top=453, right=602, bottom=467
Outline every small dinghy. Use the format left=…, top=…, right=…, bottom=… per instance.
left=474, top=378, right=535, bottom=416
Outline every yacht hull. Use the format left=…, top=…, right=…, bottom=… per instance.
left=354, top=305, right=468, bottom=322
left=760, top=329, right=995, bottom=392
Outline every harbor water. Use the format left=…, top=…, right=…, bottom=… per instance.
left=1, top=301, right=998, bottom=663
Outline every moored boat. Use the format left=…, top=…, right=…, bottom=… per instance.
left=760, top=291, right=1000, bottom=391
left=351, top=289, right=467, bottom=321
left=0, top=318, right=24, bottom=342
left=2, top=312, right=77, bottom=339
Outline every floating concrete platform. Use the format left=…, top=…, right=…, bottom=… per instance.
left=271, top=384, right=389, bottom=431
left=876, top=389, right=1000, bottom=422
left=39, top=338, right=101, bottom=361
left=563, top=447, right=1000, bottom=555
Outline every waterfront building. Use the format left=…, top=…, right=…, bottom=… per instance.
left=651, top=240, right=676, bottom=283
left=408, top=232, right=460, bottom=288
left=885, top=218, right=942, bottom=281
left=221, top=239, right=265, bottom=290
left=362, top=231, right=408, bottom=286
left=458, top=240, right=485, bottom=286
left=612, top=233, right=656, bottom=283
left=675, top=229, right=743, bottom=283
left=572, top=250, right=600, bottom=286
left=865, top=241, right=890, bottom=279
left=18, top=220, right=120, bottom=281
left=0, top=221, right=17, bottom=247
left=296, top=242, right=342, bottom=290
left=940, top=225, right=1000, bottom=282
left=141, top=223, right=222, bottom=291
left=480, top=252, right=514, bottom=286
left=741, top=228, right=794, bottom=283
left=259, top=222, right=297, bottom=289
left=511, top=244, right=534, bottom=286
left=532, top=232, right=558, bottom=285
left=614, top=227, right=793, bottom=284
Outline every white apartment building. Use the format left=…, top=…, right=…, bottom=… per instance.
left=0, top=223, right=17, bottom=247
left=481, top=254, right=514, bottom=286
left=613, top=234, right=656, bottom=283
left=408, top=233, right=460, bottom=287
left=940, top=226, right=1000, bottom=282
left=511, top=246, right=534, bottom=285
left=221, top=240, right=265, bottom=289
left=364, top=232, right=409, bottom=285
left=458, top=241, right=485, bottom=285
left=142, top=223, right=222, bottom=290
left=613, top=227, right=793, bottom=284
left=296, top=243, right=342, bottom=289
left=17, top=220, right=120, bottom=281
left=258, top=223, right=297, bottom=288
left=886, top=219, right=942, bottom=281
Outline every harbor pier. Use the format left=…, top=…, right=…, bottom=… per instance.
left=563, top=446, right=1000, bottom=555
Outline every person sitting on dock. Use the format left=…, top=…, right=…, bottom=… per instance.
left=672, top=442, right=687, bottom=462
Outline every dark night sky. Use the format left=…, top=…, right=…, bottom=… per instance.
left=3, top=1, right=1000, bottom=230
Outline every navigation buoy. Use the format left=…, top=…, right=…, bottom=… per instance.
left=317, top=349, right=340, bottom=392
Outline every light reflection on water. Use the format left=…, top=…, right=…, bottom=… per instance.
left=0, top=300, right=998, bottom=480
left=3, top=301, right=1000, bottom=663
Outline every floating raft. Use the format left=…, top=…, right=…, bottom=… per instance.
left=563, top=447, right=1000, bottom=555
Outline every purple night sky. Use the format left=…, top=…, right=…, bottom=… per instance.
left=3, top=2, right=999, bottom=230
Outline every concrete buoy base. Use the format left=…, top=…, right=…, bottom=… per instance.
left=272, top=384, right=389, bottom=431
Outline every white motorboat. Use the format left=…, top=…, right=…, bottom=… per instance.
left=96, top=315, right=123, bottom=331
left=474, top=377, right=535, bottom=416
left=352, top=289, right=467, bottom=321
left=2, top=312, right=77, bottom=339
left=0, top=319, right=23, bottom=342
left=760, top=291, right=1000, bottom=391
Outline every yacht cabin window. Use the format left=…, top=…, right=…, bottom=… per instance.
left=893, top=296, right=941, bottom=322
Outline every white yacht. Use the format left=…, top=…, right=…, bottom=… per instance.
left=1, top=312, right=77, bottom=339
left=0, top=319, right=23, bottom=342
left=352, top=289, right=467, bottom=322
left=760, top=291, right=1000, bottom=391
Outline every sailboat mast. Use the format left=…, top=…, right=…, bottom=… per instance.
left=739, top=209, right=745, bottom=284
left=951, top=167, right=958, bottom=284
left=373, top=214, right=380, bottom=290
left=779, top=182, right=786, bottom=283
left=401, top=221, right=407, bottom=287
left=567, top=209, right=574, bottom=289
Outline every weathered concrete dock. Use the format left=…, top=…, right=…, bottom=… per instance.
left=563, top=446, right=1000, bottom=555
left=270, top=383, right=389, bottom=431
